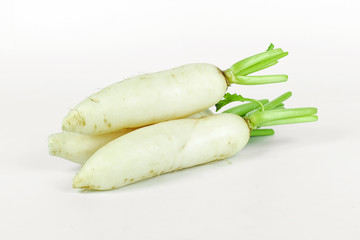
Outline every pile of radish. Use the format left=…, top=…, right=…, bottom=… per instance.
left=49, top=44, right=317, bottom=191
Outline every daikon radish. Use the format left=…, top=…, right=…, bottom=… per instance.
left=63, top=44, right=288, bottom=135
left=73, top=93, right=317, bottom=190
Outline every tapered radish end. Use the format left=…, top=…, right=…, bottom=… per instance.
left=72, top=174, right=89, bottom=189
left=72, top=171, right=105, bottom=190
left=62, top=109, right=86, bottom=132
left=47, top=134, right=59, bottom=156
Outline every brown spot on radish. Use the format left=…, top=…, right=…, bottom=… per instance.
left=107, top=123, right=112, bottom=128
left=94, top=124, right=97, bottom=130
left=104, top=119, right=107, bottom=123
left=124, top=178, right=128, bottom=182
left=217, top=67, right=229, bottom=86
left=149, top=170, right=154, bottom=174
left=89, top=97, right=99, bottom=103
left=74, top=110, right=86, bottom=126
left=130, top=178, right=134, bottom=182
left=78, top=185, right=100, bottom=190
left=179, top=143, right=187, bottom=151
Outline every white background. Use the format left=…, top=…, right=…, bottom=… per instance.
left=1, top=0, right=359, bottom=239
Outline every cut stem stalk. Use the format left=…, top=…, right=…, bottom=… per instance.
left=250, top=129, right=275, bottom=137
left=223, top=99, right=269, bottom=116
left=249, top=107, right=318, bottom=127
left=234, top=75, right=288, bottom=85
left=259, top=115, right=318, bottom=126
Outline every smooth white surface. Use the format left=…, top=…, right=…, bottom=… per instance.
left=1, top=0, right=359, bottom=239
left=73, top=114, right=249, bottom=190
left=62, top=63, right=226, bottom=134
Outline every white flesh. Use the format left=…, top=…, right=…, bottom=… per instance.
left=62, top=63, right=227, bottom=135
left=73, top=113, right=250, bottom=190
left=49, top=109, right=213, bottom=165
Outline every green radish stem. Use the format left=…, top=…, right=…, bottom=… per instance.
left=219, top=95, right=289, bottom=137
left=259, top=115, right=318, bottom=126
left=247, top=91, right=292, bottom=116
left=245, top=94, right=317, bottom=130
left=216, top=92, right=290, bottom=114
left=267, top=43, right=275, bottom=51
left=215, top=94, right=266, bottom=112
left=222, top=99, right=279, bottom=137
left=219, top=91, right=318, bottom=135
left=234, top=75, right=288, bottom=85
left=249, top=108, right=317, bottom=126
left=250, top=129, right=275, bottom=137
left=272, top=104, right=285, bottom=110
left=224, top=44, right=288, bottom=85
left=223, top=99, right=269, bottom=116
left=222, top=101, right=285, bottom=117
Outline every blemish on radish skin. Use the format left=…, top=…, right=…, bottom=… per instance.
left=179, top=143, right=187, bottom=151
left=89, top=97, right=99, bottom=103
left=107, top=123, right=112, bottom=128
left=70, top=110, right=86, bottom=127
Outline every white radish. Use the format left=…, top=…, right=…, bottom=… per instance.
left=72, top=93, right=318, bottom=190
left=48, top=130, right=131, bottom=165
left=72, top=113, right=250, bottom=190
left=49, top=109, right=213, bottom=165
left=63, top=64, right=227, bottom=135
left=63, top=46, right=288, bottom=135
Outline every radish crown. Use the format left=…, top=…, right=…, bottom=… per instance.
left=216, top=91, right=318, bottom=136
left=224, top=44, right=288, bottom=85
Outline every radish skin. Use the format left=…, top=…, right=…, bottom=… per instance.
left=73, top=113, right=250, bottom=190
left=48, top=130, right=132, bottom=165
left=63, top=64, right=227, bottom=135
left=50, top=109, right=213, bottom=165
left=62, top=46, right=289, bottom=135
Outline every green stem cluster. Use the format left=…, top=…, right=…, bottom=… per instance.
left=217, top=91, right=318, bottom=136
left=224, top=44, right=288, bottom=85
left=215, top=44, right=317, bottom=136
